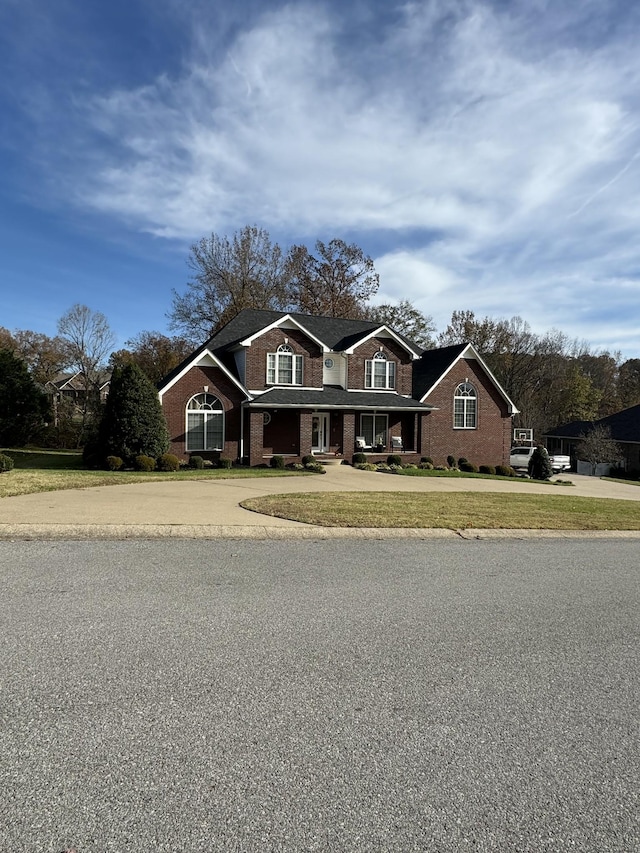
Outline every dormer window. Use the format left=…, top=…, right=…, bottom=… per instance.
left=454, top=382, right=477, bottom=428
left=365, top=351, right=396, bottom=389
left=267, top=343, right=303, bottom=385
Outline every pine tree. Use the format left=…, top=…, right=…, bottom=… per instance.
left=97, top=363, right=169, bottom=464
left=528, top=445, right=553, bottom=480
left=0, top=348, right=50, bottom=447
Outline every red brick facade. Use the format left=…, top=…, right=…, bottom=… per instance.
left=159, top=318, right=514, bottom=467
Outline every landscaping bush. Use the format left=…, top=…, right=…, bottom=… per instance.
left=304, top=461, right=326, bottom=473
left=419, top=461, right=434, bottom=470
left=447, top=455, right=456, bottom=468
left=157, top=453, right=180, bottom=472
left=105, top=455, right=123, bottom=471
left=528, top=445, right=553, bottom=480
left=0, top=452, right=15, bottom=473
left=301, top=455, right=315, bottom=466
left=270, top=455, right=285, bottom=469
left=479, top=464, right=496, bottom=475
left=287, top=462, right=305, bottom=471
left=134, top=454, right=156, bottom=471
left=189, top=455, right=204, bottom=469
left=420, top=456, right=434, bottom=464
left=354, top=462, right=377, bottom=471
left=387, top=454, right=403, bottom=466
left=457, top=457, right=468, bottom=467
left=352, top=452, right=367, bottom=465
left=218, top=457, right=233, bottom=469
left=495, top=464, right=515, bottom=477
left=459, top=461, right=478, bottom=473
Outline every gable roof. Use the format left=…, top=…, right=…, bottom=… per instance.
left=545, top=404, right=640, bottom=444
left=412, top=342, right=519, bottom=414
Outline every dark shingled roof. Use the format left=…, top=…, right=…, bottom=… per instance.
left=159, top=308, right=423, bottom=390
left=545, top=404, right=640, bottom=444
left=246, top=386, right=435, bottom=411
left=412, top=343, right=467, bottom=400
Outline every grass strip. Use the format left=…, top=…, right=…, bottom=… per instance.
left=241, top=491, right=640, bottom=530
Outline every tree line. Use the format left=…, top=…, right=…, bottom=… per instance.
left=2, top=225, right=639, bottom=451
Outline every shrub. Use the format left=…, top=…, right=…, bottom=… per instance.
left=270, top=455, right=285, bottom=469
left=459, top=461, right=478, bottom=473
left=457, top=457, right=468, bottom=467
left=354, top=462, right=377, bottom=471
left=105, top=455, right=123, bottom=471
left=352, top=452, right=367, bottom=465
left=218, top=457, right=233, bottom=469
left=495, top=464, right=515, bottom=477
left=189, top=455, right=204, bottom=469
left=134, top=454, right=156, bottom=471
left=157, top=453, right=180, bottom=472
left=301, top=455, right=315, bottom=466
left=447, top=455, right=456, bottom=468
left=420, top=456, right=434, bottom=464
left=304, top=461, right=326, bottom=473
left=479, top=464, right=496, bottom=475
left=528, top=445, right=553, bottom=480
left=287, top=462, right=305, bottom=471
left=0, top=452, right=15, bottom=473
left=419, top=461, right=434, bottom=470
left=387, top=454, right=403, bottom=466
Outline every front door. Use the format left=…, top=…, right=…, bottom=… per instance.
left=311, top=413, right=330, bottom=453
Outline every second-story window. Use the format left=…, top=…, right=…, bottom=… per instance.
left=365, top=351, right=396, bottom=389
left=267, top=343, right=303, bottom=385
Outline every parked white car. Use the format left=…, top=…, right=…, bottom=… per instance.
left=509, top=446, right=571, bottom=474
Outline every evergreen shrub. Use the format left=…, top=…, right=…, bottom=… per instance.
left=270, top=455, right=285, bottom=469
left=528, top=446, right=553, bottom=480
left=352, top=452, right=367, bottom=465
left=218, top=457, right=233, bottom=469
left=420, top=456, right=434, bottom=464
left=447, top=455, right=456, bottom=468
left=301, top=455, right=315, bottom=466
left=457, top=457, right=468, bottom=467
left=157, top=453, right=180, bottom=472
left=459, top=461, right=478, bottom=473
left=496, top=464, right=515, bottom=477
left=387, top=454, right=403, bottom=466
left=106, top=455, right=123, bottom=471
left=479, top=465, right=496, bottom=475
left=0, top=452, right=15, bottom=472
left=134, top=455, right=156, bottom=471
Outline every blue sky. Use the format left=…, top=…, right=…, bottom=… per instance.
left=1, top=0, right=639, bottom=357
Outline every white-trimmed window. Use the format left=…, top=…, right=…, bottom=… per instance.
left=454, top=382, right=477, bottom=429
left=365, top=351, right=396, bottom=389
left=186, top=393, right=224, bottom=451
left=267, top=344, right=303, bottom=385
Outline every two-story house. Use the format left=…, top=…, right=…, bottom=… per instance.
left=158, top=309, right=517, bottom=467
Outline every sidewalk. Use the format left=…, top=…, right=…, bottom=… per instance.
left=1, top=465, right=639, bottom=540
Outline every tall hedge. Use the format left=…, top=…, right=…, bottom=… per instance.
left=0, top=348, right=50, bottom=447
left=97, top=362, right=169, bottom=464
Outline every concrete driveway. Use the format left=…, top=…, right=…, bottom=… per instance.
left=1, top=465, right=639, bottom=540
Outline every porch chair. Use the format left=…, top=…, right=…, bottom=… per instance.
left=391, top=435, right=403, bottom=452
left=355, top=436, right=369, bottom=450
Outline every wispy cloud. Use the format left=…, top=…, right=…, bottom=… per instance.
left=7, top=0, right=640, bottom=354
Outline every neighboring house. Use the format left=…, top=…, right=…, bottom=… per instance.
left=545, top=404, right=640, bottom=473
left=44, top=371, right=111, bottom=424
left=158, top=310, right=518, bottom=467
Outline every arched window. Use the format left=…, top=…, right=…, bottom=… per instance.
left=267, top=343, right=303, bottom=385
left=186, top=393, right=224, bottom=450
left=365, top=350, right=396, bottom=389
left=454, top=382, right=477, bottom=429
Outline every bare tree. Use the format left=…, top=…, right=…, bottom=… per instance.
left=365, top=300, right=436, bottom=349
left=170, top=226, right=294, bottom=344
left=576, top=425, right=623, bottom=471
left=57, top=304, right=115, bottom=430
left=288, top=239, right=379, bottom=319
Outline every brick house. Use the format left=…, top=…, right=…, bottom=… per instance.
left=158, top=310, right=518, bottom=467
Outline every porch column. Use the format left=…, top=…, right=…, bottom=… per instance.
left=343, top=412, right=355, bottom=456
left=249, top=410, right=264, bottom=467
left=300, top=411, right=313, bottom=458
left=419, top=412, right=430, bottom=457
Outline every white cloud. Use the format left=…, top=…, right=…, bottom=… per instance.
left=20, top=0, right=640, bottom=355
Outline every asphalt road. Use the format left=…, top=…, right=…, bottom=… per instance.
left=1, top=539, right=638, bottom=852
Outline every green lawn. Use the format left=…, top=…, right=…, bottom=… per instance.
left=241, top=491, right=640, bottom=530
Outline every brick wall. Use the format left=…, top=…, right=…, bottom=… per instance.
left=348, top=337, right=413, bottom=394
left=421, top=358, right=512, bottom=466
left=245, top=328, right=323, bottom=390
left=161, top=366, right=244, bottom=461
